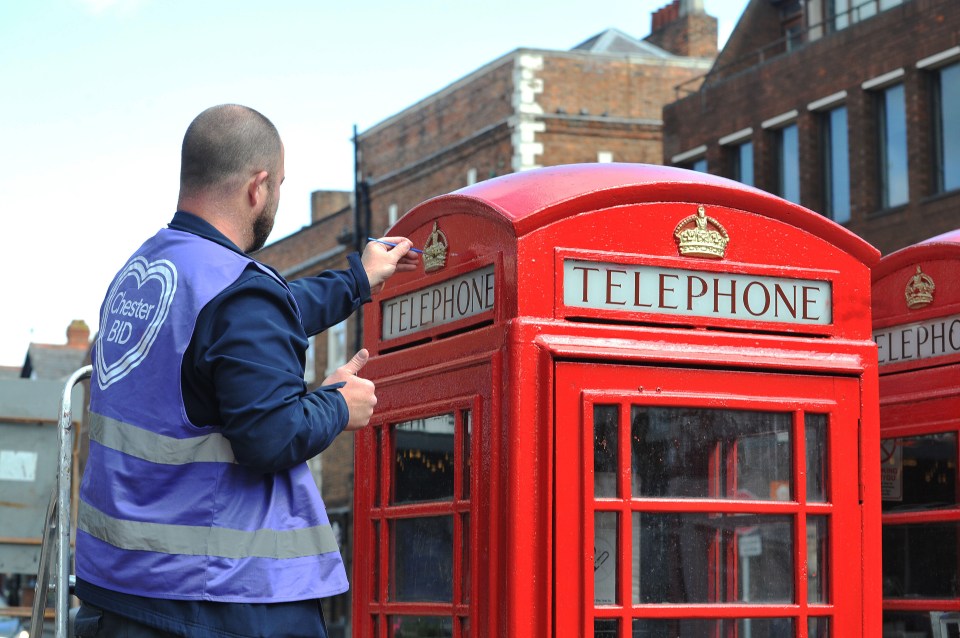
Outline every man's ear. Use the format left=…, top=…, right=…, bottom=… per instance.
left=246, top=170, right=270, bottom=208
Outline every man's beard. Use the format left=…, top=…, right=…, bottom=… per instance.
left=249, top=193, right=277, bottom=252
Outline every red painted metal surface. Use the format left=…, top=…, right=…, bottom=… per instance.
left=353, top=163, right=881, bottom=637
left=873, top=230, right=960, bottom=630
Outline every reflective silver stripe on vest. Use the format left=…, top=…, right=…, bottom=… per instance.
left=88, top=411, right=236, bottom=465
left=78, top=501, right=341, bottom=559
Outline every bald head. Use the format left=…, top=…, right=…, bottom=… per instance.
left=179, top=104, right=282, bottom=197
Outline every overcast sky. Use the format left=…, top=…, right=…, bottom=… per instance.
left=0, top=0, right=748, bottom=366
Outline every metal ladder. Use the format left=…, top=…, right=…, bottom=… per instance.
left=30, top=365, right=91, bottom=638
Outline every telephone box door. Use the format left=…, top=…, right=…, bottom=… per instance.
left=555, top=363, right=863, bottom=637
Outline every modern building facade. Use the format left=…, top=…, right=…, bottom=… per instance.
left=663, top=0, right=960, bottom=254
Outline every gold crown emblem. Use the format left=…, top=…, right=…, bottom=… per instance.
left=904, top=265, right=935, bottom=309
left=673, top=205, right=729, bottom=260
left=422, top=221, right=449, bottom=272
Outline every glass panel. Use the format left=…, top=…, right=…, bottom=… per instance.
left=808, top=516, right=829, bottom=603
left=631, top=618, right=795, bottom=637
left=375, top=426, right=382, bottom=506
left=938, top=63, right=960, bottom=192
left=594, top=618, right=618, bottom=638
left=388, top=616, right=453, bottom=637
left=461, top=514, right=470, bottom=604
left=460, top=616, right=469, bottom=638
left=809, top=616, right=831, bottom=638
left=631, top=407, right=792, bottom=499
left=393, top=414, right=455, bottom=503
left=372, top=615, right=378, bottom=638
left=806, top=413, right=827, bottom=502
left=736, top=141, right=754, bottom=186
left=373, top=520, right=380, bottom=602
left=632, top=511, right=641, bottom=605
left=882, top=432, right=956, bottom=512
left=634, top=513, right=793, bottom=603
left=880, top=83, right=909, bottom=208
left=692, top=158, right=707, bottom=173
left=462, top=410, right=472, bottom=500
left=884, top=611, right=960, bottom=638
left=883, top=522, right=960, bottom=598
left=824, top=106, right=851, bottom=223
left=778, top=123, right=800, bottom=204
left=595, top=405, right=619, bottom=498
left=595, top=511, right=619, bottom=605
left=391, top=516, right=454, bottom=602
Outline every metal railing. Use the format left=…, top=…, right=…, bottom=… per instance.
left=30, top=365, right=91, bottom=638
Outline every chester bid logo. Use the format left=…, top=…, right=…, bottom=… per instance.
left=96, top=256, right=178, bottom=389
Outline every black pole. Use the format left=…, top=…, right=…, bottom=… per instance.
left=352, top=125, right=365, bottom=353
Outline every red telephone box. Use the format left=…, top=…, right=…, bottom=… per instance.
left=872, top=229, right=960, bottom=637
left=352, top=163, right=882, bottom=637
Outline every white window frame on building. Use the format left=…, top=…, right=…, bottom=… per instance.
left=863, top=69, right=909, bottom=210
left=671, top=145, right=707, bottom=173
left=918, top=47, right=960, bottom=195
left=762, top=110, right=801, bottom=205
left=808, top=91, right=851, bottom=224
left=719, top=128, right=754, bottom=187
left=326, top=320, right=348, bottom=378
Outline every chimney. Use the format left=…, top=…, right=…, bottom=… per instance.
left=645, top=0, right=718, bottom=59
left=311, top=190, right=353, bottom=224
left=67, top=319, right=90, bottom=349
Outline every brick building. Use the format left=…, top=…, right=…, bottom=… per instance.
left=253, top=2, right=719, bottom=632
left=663, top=0, right=960, bottom=254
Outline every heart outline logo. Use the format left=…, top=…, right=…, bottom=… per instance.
left=96, top=256, right=178, bottom=390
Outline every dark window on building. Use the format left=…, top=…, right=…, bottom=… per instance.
left=878, top=84, right=909, bottom=209
left=933, top=62, right=960, bottom=193
left=776, top=124, right=800, bottom=204
left=733, top=141, right=754, bottom=187
left=688, top=157, right=707, bottom=173
left=822, top=106, right=851, bottom=223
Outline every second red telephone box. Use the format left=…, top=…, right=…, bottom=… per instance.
left=352, top=163, right=882, bottom=637
left=872, top=229, right=960, bottom=637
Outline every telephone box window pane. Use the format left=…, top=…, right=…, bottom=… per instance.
left=808, top=516, right=829, bottom=603
left=461, top=514, right=471, bottom=604
left=375, top=427, right=382, bottom=506
left=634, top=513, right=793, bottom=604
left=594, top=618, right=617, bottom=637
left=632, top=618, right=795, bottom=636
left=881, top=432, right=956, bottom=512
left=808, top=616, right=831, bottom=637
left=460, top=616, right=469, bottom=638
left=388, top=616, right=453, bottom=637
left=883, top=522, right=960, bottom=598
left=391, top=516, right=454, bottom=602
left=631, top=407, right=791, bottom=499
left=595, top=511, right=619, bottom=605
left=462, top=410, right=472, bottom=500
left=806, top=414, right=827, bottom=502
left=393, top=414, right=455, bottom=503
left=595, top=405, right=619, bottom=498
left=884, top=611, right=960, bottom=637
left=373, top=520, right=380, bottom=602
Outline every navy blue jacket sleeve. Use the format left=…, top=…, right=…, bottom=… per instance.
left=289, top=253, right=371, bottom=335
left=184, top=261, right=367, bottom=473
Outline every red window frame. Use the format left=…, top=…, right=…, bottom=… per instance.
left=879, top=367, right=960, bottom=623
left=362, top=395, right=480, bottom=638
left=555, top=363, right=863, bottom=637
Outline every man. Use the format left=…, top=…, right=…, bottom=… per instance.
left=74, top=104, right=417, bottom=637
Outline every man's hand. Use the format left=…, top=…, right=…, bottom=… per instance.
left=362, top=236, right=419, bottom=295
left=323, top=349, right=377, bottom=431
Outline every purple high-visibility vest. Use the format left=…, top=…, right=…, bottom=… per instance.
left=77, top=228, right=348, bottom=603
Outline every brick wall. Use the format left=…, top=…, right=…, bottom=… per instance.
left=664, top=0, right=960, bottom=254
